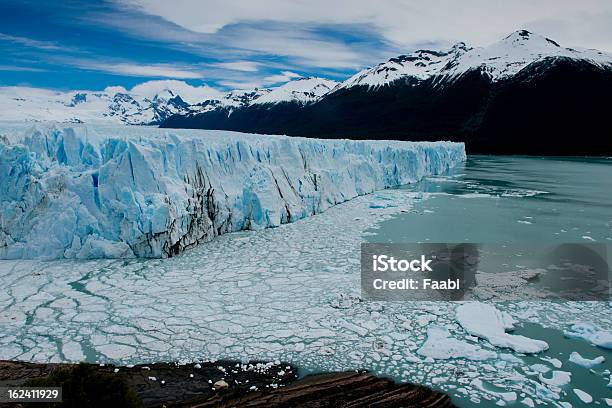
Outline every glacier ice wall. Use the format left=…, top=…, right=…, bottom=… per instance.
left=0, top=124, right=465, bottom=259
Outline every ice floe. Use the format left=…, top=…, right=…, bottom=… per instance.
left=456, top=302, right=549, bottom=353
left=573, top=388, right=593, bottom=403
left=565, top=324, right=612, bottom=349
left=417, top=325, right=497, bottom=361
left=568, top=351, right=605, bottom=368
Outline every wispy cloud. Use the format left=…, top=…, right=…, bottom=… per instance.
left=263, top=70, right=301, bottom=84
left=69, top=59, right=204, bottom=79
left=214, top=24, right=367, bottom=69
left=217, top=80, right=264, bottom=90
left=83, top=7, right=385, bottom=69
left=118, top=0, right=612, bottom=52
left=211, top=60, right=259, bottom=72
left=0, top=65, right=46, bottom=72
left=218, top=70, right=302, bottom=89
left=0, top=33, right=65, bottom=51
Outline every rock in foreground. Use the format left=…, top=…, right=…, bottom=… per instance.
left=0, top=360, right=454, bottom=407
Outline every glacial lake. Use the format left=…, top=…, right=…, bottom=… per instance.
left=368, top=155, right=612, bottom=407
left=0, top=155, right=610, bottom=407
left=371, top=155, right=612, bottom=244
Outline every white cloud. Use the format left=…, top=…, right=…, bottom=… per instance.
left=263, top=70, right=301, bottom=84
left=73, top=60, right=204, bottom=79
left=118, top=0, right=612, bottom=51
left=212, top=61, right=259, bottom=72
left=0, top=65, right=46, bottom=72
left=0, top=33, right=65, bottom=51
left=130, top=79, right=223, bottom=102
left=217, top=25, right=365, bottom=68
left=103, top=85, right=129, bottom=94
left=218, top=80, right=265, bottom=90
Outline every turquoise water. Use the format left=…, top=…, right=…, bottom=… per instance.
left=368, top=156, right=612, bottom=407
left=370, top=156, right=612, bottom=244
left=515, top=324, right=611, bottom=407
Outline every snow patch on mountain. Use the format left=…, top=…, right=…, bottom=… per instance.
left=335, top=30, right=612, bottom=90
left=0, top=123, right=465, bottom=259
left=251, top=77, right=338, bottom=105
left=184, top=88, right=272, bottom=115
left=338, top=43, right=471, bottom=89
left=447, top=30, right=612, bottom=81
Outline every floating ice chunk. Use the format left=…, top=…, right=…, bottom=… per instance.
left=456, top=303, right=548, bottom=353
left=417, top=325, right=497, bottom=361
left=529, top=364, right=550, bottom=374
left=565, top=324, right=612, bottom=349
left=471, top=378, right=517, bottom=403
left=521, top=397, right=535, bottom=407
left=569, top=351, right=605, bottom=368
left=540, top=357, right=562, bottom=368
left=97, top=344, right=135, bottom=359
left=538, top=370, right=571, bottom=386
left=534, top=382, right=559, bottom=401
left=61, top=341, right=85, bottom=362
left=573, top=388, right=593, bottom=404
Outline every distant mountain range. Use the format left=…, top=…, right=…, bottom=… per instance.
left=3, top=30, right=612, bottom=154
left=162, top=30, right=612, bottom=155
left=0, top=85, right=192, bottom=125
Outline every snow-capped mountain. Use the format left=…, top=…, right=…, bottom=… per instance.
left=336, top=42, right=473, bottom=89
left=0, top=77, right=336, bottom=125
left=0, top=86, right=196, bottom=125
left=162, top=30, right=612, bottom=155
left=332, top=30, right=610, bottom=92
left=2, top=30, right=612, bottom=154
left=449, top=30, right=610, bottom=80
left=251, top=77, right=337, bottom=105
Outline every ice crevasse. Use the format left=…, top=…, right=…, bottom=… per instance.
left=0, top=123, right=465, bottom=259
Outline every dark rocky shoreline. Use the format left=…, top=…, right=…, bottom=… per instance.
left=0, top=360, right=454, bottom=407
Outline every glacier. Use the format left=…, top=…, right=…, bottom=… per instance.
left=0, top=123, right=465, bottom=259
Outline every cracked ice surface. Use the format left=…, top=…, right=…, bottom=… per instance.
left=0, top=123, right=465, bottom=259
left=1, top=187, right=610, bottom=406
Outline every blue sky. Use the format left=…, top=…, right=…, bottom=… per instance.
left=1, top=0, right=611, bottom=92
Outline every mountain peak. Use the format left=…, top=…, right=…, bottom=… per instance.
left=251, top=77, right=338, bottom=105
left=451, top=42, right=471, bottom=52
left=333, top=30, right=612, bottom=91
left=500, top=29, right=560, bottom=48
left=505, top=29, right=532, bottom=40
